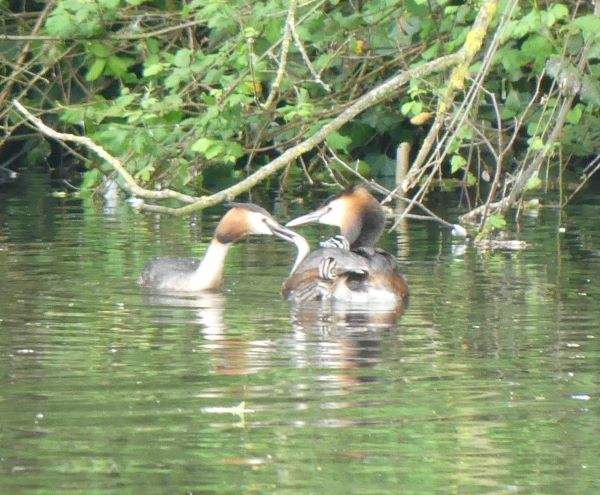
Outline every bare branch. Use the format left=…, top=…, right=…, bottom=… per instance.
left=12, top=100, right=197, bottom=205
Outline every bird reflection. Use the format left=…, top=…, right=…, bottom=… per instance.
left=141, top=287, right=406, bottom=384
left=287, top=303, right=406, bottom=386
left=289, top=300, right=405, bottom=334
left=141, top=290, right=257, bottom=375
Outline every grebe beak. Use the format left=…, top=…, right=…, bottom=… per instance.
left=266, top=221, right=299, bottom=242
left=264, top=218, right=311, bottom=275
left=286, top=206, right=331, bottom=227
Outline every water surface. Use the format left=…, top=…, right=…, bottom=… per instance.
left=1, top=172, right=599, bottom=494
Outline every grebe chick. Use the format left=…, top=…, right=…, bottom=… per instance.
left=138, top=203, right=305, bottom=291
left=282, top=186, right=409, bottom=306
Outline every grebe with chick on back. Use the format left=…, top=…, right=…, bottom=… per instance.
left=138, top=203, right=309, bottom=292
left=281, top=186, right=409, bottom=307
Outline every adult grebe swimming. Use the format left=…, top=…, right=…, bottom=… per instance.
left=281, top=186, right=409, bottom=306
left=139, top=203, right=308, bottom=291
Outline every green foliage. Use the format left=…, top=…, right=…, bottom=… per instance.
left=3, top=0, right=597, bottom=196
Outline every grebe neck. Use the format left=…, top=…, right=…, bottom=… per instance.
left=191, top=238, right=232, bottom=290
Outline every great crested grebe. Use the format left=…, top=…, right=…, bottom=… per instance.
left=138, top=203, right=309, bottom=291
left=281, top=186, right=409, bottom=306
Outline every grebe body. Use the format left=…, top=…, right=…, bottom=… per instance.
left=282, top=186, right=409, bottom=306
left=139, top=203, right=305, bottom=292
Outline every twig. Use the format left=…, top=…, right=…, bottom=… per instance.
left=0, top=2, right=55, bottom=111
left=562, top=154, right=600, bottom=206
left=12, top=100, right=197, bottom=204
left=0, top=20, right=207, bottom=42
left=262, top=0, right=296, bottom=109
left=289, top=10, right=331, bottom=92
left=399, top=0, right=503, bottom=195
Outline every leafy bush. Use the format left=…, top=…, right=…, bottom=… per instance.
left=2, top=0, right=598, bottom=201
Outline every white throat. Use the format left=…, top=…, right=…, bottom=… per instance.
left=190, top=239, right=232, bottom=290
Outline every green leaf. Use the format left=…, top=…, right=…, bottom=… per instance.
left=174, top=48, right=192, bottom=68
left=192, top=137, right=224, bottom=160
left=529, top=136, right=545, bottom=151
left=60, top=106, right=86, bottom=124
left=102, top=0, right=120, bottom=9
left=450, top=154, right=467, bottom=174
left=421, top=41, right=440, bottom=61
left=86, top=58, right=106, bottom=81
left=326, top=131, right=353, bottom=152
left=80, top=168, right=102, bottom=191
left=106, top=56, right=130, bottom=77
left=135, top=164, right=155, bottom=182
left=488, top=214, right=507, bottom=230
left=580, top=75, right=600, bottom=106
left=89, top=42, right=111, bottom=58
left=146, top=38, right=160, bottom=54
left=567, top=104, right=583, bottom=125
left=503, top=10, right=542, bottom=40
left=526, top=175, right=542, bottom=190
left=521, top=35, right=554, bottom=70
left=572, top=15, right=600, bottom=41
left=549, top=4, right=569, bottom=21
left=466, top=172, right=477, bottom=187
left=45, top=7, right=75, bottom=37
left=401, top=101, right=414, bottom=116
left=191, top=137, right=213, bottom=154
left=143, top=63, right=165, bottom=77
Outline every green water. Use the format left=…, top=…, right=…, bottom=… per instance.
left=1, top=172, right=599, bottom=494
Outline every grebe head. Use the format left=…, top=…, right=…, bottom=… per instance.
left=219, top=203, right=310, bottom=274
left=286, top=186, right=385, bottom=249
left=216, top=203, right=298, bottom=243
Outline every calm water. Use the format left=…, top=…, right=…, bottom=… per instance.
left=1, top=172, right=599, bottom=494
